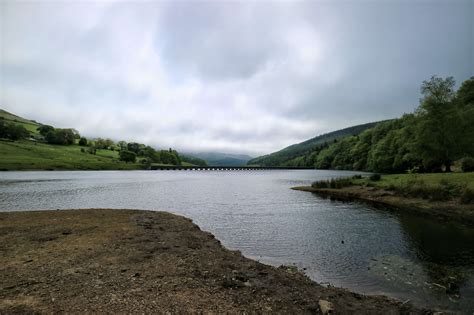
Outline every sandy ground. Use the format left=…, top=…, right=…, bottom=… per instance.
left=0, top=209, right=429, bottom=314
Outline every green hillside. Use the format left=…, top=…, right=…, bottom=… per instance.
left=0, top=109, right=201, bottom=170
left=248, top=121, right=384, bottom=167
left=0, top=109, right=41, bottom=134
left=0, top=140, right=143, bottom=171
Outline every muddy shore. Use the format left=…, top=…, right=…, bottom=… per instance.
left=0, top=209, right=429, bottom=314
left=292, top=186, right=474, bottom=227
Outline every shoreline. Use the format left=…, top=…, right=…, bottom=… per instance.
left=292, top=185, right=474, bottom=227
left=0, top=209, right=428, bottom=314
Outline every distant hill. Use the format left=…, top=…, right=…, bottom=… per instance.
left=186, top=152, right=253, bottom=166
left=248, top=121, right=387, bottom=167
left=180, top=154, right=208, bottom=166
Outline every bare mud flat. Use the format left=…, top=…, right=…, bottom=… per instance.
left=0, top=209, right=428, bottom=314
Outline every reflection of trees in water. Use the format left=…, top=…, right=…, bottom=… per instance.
left=398, top=213, right=474, bottom=295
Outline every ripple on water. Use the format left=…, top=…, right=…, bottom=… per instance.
left=1, top=170, right=474, bottom=312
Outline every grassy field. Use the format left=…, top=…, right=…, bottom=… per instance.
left=0, top=140, right=145, bottom=170
left=0, top=109, right=41, bottom=134
left=309, top=172, right=474, bottom=204
left=353, top=173, right=474, bottom=190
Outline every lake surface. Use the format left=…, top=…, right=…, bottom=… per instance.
left=1, top=170, right=473, bottom=312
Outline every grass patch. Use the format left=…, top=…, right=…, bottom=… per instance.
left=0, top=140, right=144, bottom=170
left=351, top=173, right=474, bottom=203
left=310, top=173, right=474, bottom=204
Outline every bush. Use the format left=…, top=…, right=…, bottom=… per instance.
left=37, top=125, right=54, bottom=136
left=78, top=137, right=88, bottom=146
left=87, top=146, right=96, bottom=155
left=352, top=174, right=362, bottom=179
left=45, top=129, right=76, bottom=145
left=369, top=173, right=381, bottom=181
left=0, top=121, right=29, bottom=140
left=311, top=180, right=329, bottom=189
left=80, top=148, right=85, bottom=153
left=311, top=177, right=353, bottom=189
left=462, top=157, right=474, bottom=172
left=119, top=150, right=136, bottom=163
left=139, top=158, right=151, bottom=166
left=460, top=188, right=474, bottom=204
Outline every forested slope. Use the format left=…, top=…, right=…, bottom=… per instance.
left=250, top=76, right=474, bottom=173
left=248, top=121, right=384, bottom=167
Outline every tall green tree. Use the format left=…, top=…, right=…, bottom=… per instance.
left=415, top=76, right=458, bottom=172
left=455, top=77, right=474, bottom=158
left=37, top=125, right=54, bottom=136
left=78, top=137, right=88, bottom=146
left=119, top=150, right=136, bottom=163
left=45, top=128, right=76, bottom=145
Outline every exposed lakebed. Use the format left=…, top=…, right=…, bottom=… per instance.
left=1, top=170, right=473, bottom=312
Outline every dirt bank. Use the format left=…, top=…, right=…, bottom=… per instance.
left=293, top=186, right=474, bottom=227
left=0, top=209, right=428, bottom=314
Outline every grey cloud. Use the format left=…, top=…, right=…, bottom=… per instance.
left=156, top=2, right=289, bottom=81
left=1, top=0, right=472, bottom=156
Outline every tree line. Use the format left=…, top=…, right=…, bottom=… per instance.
left=276, top=76, right=474, bottom=173
left=0, top=116, right=206, bottom=166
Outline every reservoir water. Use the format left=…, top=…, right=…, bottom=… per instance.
left=1, top=170, right=473, bottom=312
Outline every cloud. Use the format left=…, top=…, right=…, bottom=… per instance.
left=1, top=0, right=472, bottom=155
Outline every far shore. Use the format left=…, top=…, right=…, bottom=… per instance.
left=0, top=209, right=427, bottom=314
left=292, top=185, right=474, bottom=227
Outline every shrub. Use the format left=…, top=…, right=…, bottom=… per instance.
left=78, top=137, right=88, bottom=146
left=462, top=157, right=474, bottom=172
left=311, top=180, right=329, bottom=189
left=369, top=173, right=381, bottom=181
left=460, top=188, right=474, bottom=204
left=45, top=128, right=76, bottom=145
left=352, top=174, right=362, bottom=179
left=119, top=150, right=136, bottom=163
left=80, top=148, right=85, bottom=153
left=0, top=121, right=29, bottom=140
left=311, top=177, right=353, bottom=189
left=407, top=166, right=420, bottom=174
left=87, top=146, right=97, bottom=155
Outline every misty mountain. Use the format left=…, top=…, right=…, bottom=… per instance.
left=185, top=152, right=254, bottom=166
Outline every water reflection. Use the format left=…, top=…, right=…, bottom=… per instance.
left=397, top=213, right=474, bottom=311
left=399, top=213, right=474, bottom=266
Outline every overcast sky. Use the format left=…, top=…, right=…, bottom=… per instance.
left=1, top=0, right=472, bottom=156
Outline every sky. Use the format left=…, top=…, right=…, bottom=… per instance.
left=1, top=0, right=472, bottom=156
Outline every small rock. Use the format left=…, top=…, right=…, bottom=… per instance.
left=318, top=300, right=334, bottom=314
